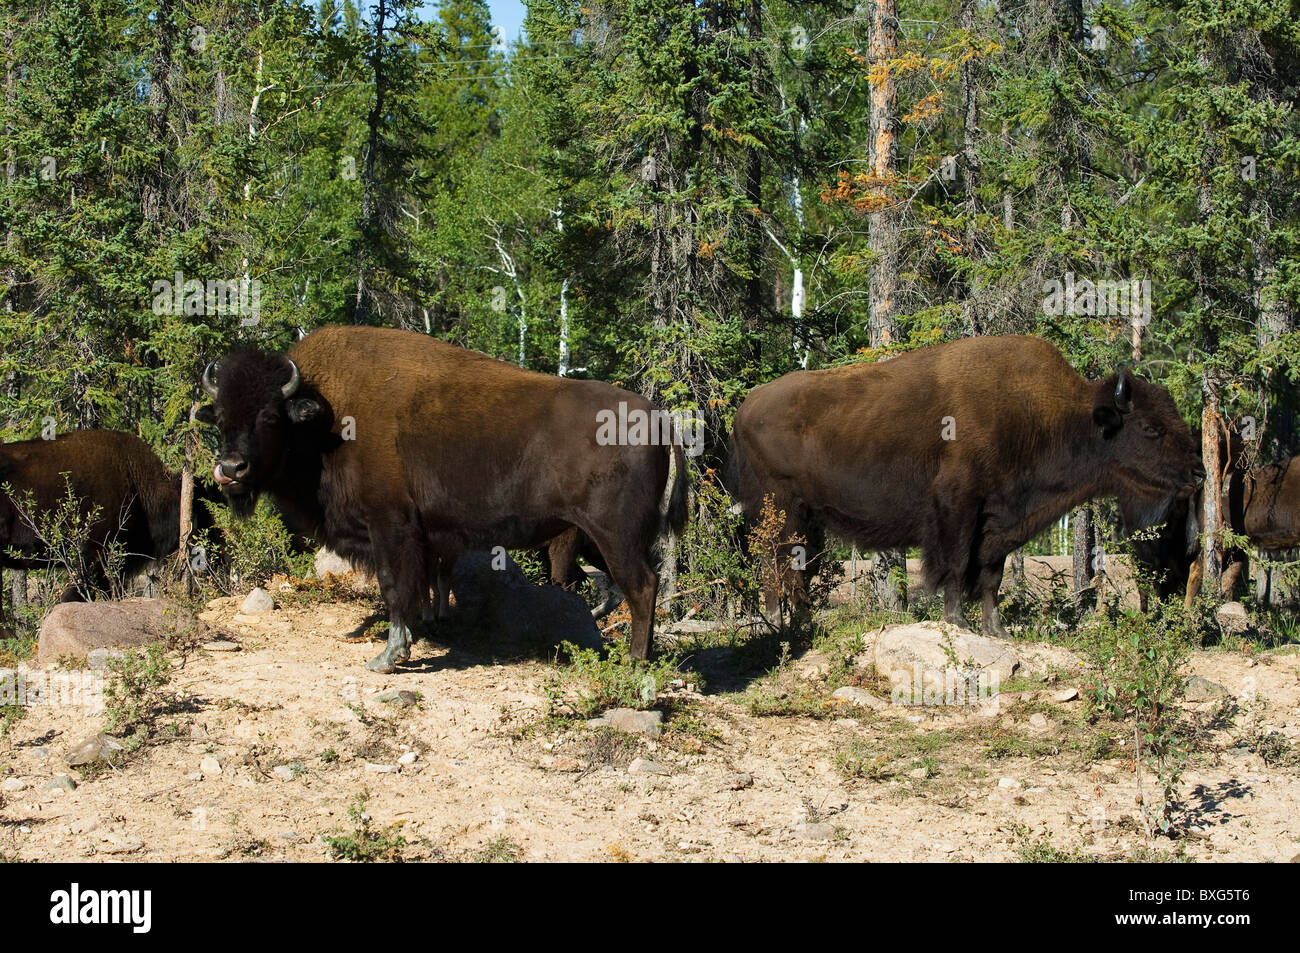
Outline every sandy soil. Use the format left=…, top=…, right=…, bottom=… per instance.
left=2, top=581, right=1298, bottom=863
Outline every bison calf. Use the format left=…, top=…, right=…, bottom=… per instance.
left=199, top=325, right=686, bottom=672
left=731, top=335, right=1203, bottom=635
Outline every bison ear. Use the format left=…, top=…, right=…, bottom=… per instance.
left=286, top=397, right=325, bottom=425
left=195, top=404, right=216, bottom=425
left=1093, top=403, right=1123, bottom=437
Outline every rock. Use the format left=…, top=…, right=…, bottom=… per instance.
left=663, top=619, right=731, bottom=635
left=38, top=599, right=209, bottom=665
left=1, top=777, right=27, bottom=793
left=588, top=708, right=664, bottom=738
left=66, top=733, right=125, bottom=768
left=997, top=777, right=1022, bottom=789
left=240, top=588, right=275, bottom=614
left=397, top=752, right=418, bottom=766
left=376, top=689, right=420, bottom=708
left=907, top=767, right=929, bottom=780
left=30, top=747, right=49, bottom=762
left=628, top=757, right=671, bottom=776
left=200, top=756, right=222, bottom=776
left=802, top=822, right=836, bottom=840
left=447, top=550, right=603, bottom=651
left=728, top=772, right=754, bottom=791
left=45, top=775, right=77, bottom=792
left=795, top=650, right=833, bottom=679
left=364, top=762, right=398, bottom=774
left=1185, top=675, right=1229, bottom=702
left=830, top=686, right=889, bottom=710
left=1053, top=688, right=1080, bottom=703
left=873, top=622, right=1019, bottom=704
left=1216, top=601, right=1250, bottom=635
left=203, top=639, right=240, bottom=652
left=87, top=648, right=126, bottom=671
left=272, top=765, right=296, bottom=782
left=1028, top=713, right=1049, bottom=730
left=314, top=549, right=377, bottom=588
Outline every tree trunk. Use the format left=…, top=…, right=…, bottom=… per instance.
left=1071, top=504, right=1095, bottom=612
left=866, top=0, right=907, bottom=611
left=1198, top=380, right=1224, bottom=600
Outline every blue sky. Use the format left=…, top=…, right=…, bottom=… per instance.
left=418, top=0, right=528, bottom=44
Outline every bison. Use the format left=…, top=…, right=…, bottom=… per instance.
left=198, top=325, right=686, bottom=672
left=731, top=335, right=1203, bottom=635
left=0, top=430, right=213, bottom=628
left=1125, top=452, right=1300, bottom=607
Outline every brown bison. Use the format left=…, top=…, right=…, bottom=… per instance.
left=1127, top=453, right=1300, bottom=607
left=731, top=335, right=1203, bottom=635
left=0, top=430, right=211, bottom=627
left=198, top=325, right=686, bottom=672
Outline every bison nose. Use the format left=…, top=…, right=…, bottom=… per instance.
left=219, top=457, right=249, bottom=482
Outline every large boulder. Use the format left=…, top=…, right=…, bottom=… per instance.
left=313, top=548, right=377, bottom=588
left=446, top=550, right=602, bottom=650
left=37, top=598, right=209, bottom=665
left=873, top=621, right=1019, bottom=705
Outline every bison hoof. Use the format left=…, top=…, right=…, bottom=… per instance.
left=366, top=645, right=410, bottom=673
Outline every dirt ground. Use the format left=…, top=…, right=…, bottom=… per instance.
left=2, top=571, right=1298, bottom=863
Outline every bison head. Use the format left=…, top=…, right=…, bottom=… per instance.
left=1094, top=372, right=1204, bottom=528
left=195, top=350, right=329, bottom=518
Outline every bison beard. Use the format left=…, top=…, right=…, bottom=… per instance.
left=731, top=335, right=1203, bottom=636
left=0, top=430, right=215, bottom=627
left=199, top=325, right=687, bottom=673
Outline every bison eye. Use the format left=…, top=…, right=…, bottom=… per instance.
left=1140, top=423, right=1163, bottom=439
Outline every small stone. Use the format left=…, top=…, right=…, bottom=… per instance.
left=588, top=708, right=664, bottom=738
left=200, top=756, right=222, bottom=776
left=1, top=777, right=27, bottom=793
left=728, top=772, right=754, bottom=791
left=1053, top=688, right=1080, bottom=703
left=240, top=587, right=275, bottom=614
left=998, top=777, right=1022, bottom=789
left=364, top=762, right=398, bottom=774
left=45, top=775, right=77, bottom=792
left=203, top=639, right=240, bottom=652
left=628, top=757, right=671, bottom=776
left=30, top=747, right=49, bottom=762
left=272, top=765, right=296, bottom=782
left=802, top=822, right=836, bottom=840
left=907, top=767, right=928, bottom=780
left=66, top=733, right=124, bottom=768
left=1028, top=713, right=1049, bottom=730
left=87, top=647, right=126, bottom=671
left=397, top=752, right=418, bottom=766
left=1185, top=675, right=1229, bottom=702
left=831, top=686, right=888, bottom=710
left=376, top=690, right=419, bottom=708
left=1216, top=601, right=1250, bottom=635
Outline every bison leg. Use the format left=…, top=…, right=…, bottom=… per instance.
left=585, top=530, right=658, bottom=659
left=366, top=528, right=430, bottom=674
left=977, top=562, right=1009, bottom=639
left=941, top=580, right=967, bottom=629
left=434, top=561, right=453, bottom=620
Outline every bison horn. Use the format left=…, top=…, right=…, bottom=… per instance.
left=1114, top=373, right=1133, bottom=414
left=202, top=362, right=220, bottom=399
left=281, top=359, right=301, bottom=398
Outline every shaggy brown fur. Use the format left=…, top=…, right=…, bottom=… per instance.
left=199, top=325, right=686, bottom=672
left=731, top=335, right=1203, bottom=634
